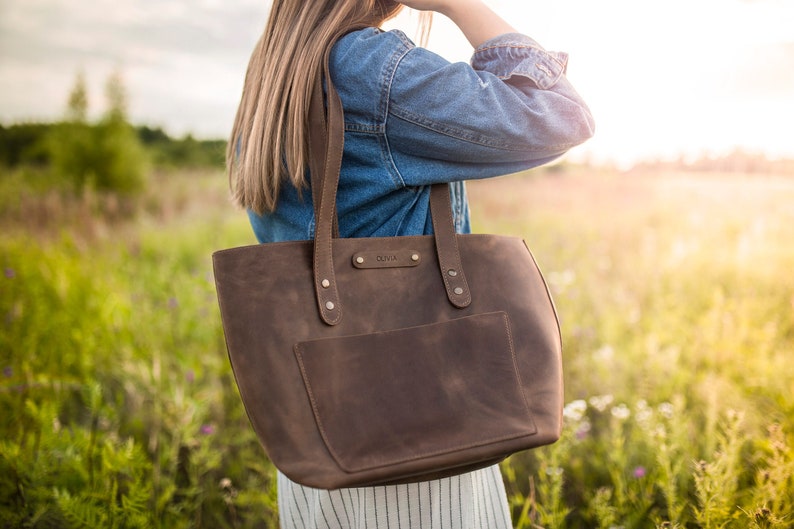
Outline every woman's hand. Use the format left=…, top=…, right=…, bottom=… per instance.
left=401, top=0, right=517, bottom=48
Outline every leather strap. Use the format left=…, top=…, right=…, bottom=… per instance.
left=308, top=73, right=339, bottom=239
left=311, top=57, right=345, bottom=325
left=430, top=183, right=471, bottom=308
left=309, top=58, right=472, bottom=325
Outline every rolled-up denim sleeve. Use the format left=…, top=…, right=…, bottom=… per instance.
left=385, top=32, right=594, bottom=186
left=471, top=33, right=572, bottom=89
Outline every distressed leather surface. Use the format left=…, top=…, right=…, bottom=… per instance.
left=295, top=311, right=537, bottom=473
left=213, top=231, right=563, bottom=489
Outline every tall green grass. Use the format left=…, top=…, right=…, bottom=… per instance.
left=1, top=170, right=277, bottom=528
left=1, top=167, right=793, bottom=527
left=470, top=171, right=794, bottom=528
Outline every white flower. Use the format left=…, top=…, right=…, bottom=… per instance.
left=658, top=402, right=674, bottom=419
left=563, top=399, right=588, bottom=422
left=589, top=394, right=614, bottom=412
left=635, top=399, right=653, bottom=426
left=545, top=466, right=564, bottom=477
left=611, top=403, right=631, bottom=421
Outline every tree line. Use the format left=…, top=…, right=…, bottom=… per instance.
left=0, top=72, right=227, bottom=197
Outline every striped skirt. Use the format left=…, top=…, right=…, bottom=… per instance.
left=277, top=464, right=513, bottom=529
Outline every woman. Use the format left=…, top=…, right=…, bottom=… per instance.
left=227, top=0, right=594, bottom=527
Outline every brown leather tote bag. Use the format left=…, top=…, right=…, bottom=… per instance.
left=212, top=65, right=563, bottom=490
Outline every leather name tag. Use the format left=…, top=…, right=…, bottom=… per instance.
left=352, top=250, right=421, bottom=269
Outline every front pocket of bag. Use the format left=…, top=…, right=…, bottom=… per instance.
left=294, top=311, right=537, bottom=473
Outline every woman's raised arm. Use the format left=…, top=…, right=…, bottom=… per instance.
left=400, top=0, right=517, bottom=48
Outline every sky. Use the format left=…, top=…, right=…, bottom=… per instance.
left=1, top=0, right=793, bottom=166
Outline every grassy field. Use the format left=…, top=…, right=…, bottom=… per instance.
left=1, top=166, right=793, bottom=528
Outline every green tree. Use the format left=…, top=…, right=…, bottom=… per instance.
left=67, top=70, right=89, bottom=123
left=46, top=70, right=147, bottom=195
left=104, top=70, right=127, bottom=123
left=90, top=70, right=147, bottom=193
left=47, top=72, right=95, bottom=190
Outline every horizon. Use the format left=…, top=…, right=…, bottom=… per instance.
left=1, top=0, right=792, bottom=167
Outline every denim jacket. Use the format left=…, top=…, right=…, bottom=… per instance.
left=248, top=27, right=594, bottom=243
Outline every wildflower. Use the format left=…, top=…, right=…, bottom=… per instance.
left=544, top=466, right=564, bottom=477
left=168, top=297, right=179, bottom=310
left=563, top=399, right=587, bottom=422
left=635, top=399, right=652, bottom=426
left=658, top=402, right=674, bottom=419
left=575, top=419, right=591, bottom=440
left=589, top=394, right=614, bottom=412
left=3, top=366, right=11, bottom=378
left=4, top=268, right=14, bottom=279
left=753, top=507, right=773, bottom=524
left=611, top=403, right=631, bottom=421
left=632, top=466, right=646, bottom=478
left=186, top=370, right=195, bottom=383
left=220, top=477, right=238, bottom=502
left=200, top=424, right=215, bottom=435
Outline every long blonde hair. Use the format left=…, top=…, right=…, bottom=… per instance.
left=228, top=0, right=431, bottom=214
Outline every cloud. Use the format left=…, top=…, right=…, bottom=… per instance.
left=1, top=0, right=266, bottom=67
left=0, top=0, right=267, bottom=135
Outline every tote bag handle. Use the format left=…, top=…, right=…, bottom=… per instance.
left=309, top=60, right=471, bottom=326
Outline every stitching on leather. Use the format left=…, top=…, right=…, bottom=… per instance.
left=293, top=345, right=345, bottom=465
left=296, top=312, right=536, bottom=473
left=436, top=186, right=471, bottom=306
left=315, top=71, right=343, bottom=325
left=501, top=312, right=534, bottom=417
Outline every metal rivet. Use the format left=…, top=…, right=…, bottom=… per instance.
left=454, top=287, right=464, bottom=295
left=325, top=301, right=335, bottom=310
left=321, top=279, right=330, bottom=288
left=411, top=253, right=420, bottom=262
left=356, top=256, right=365, bottom=264
left=448, top=269, right=458, bottom=277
